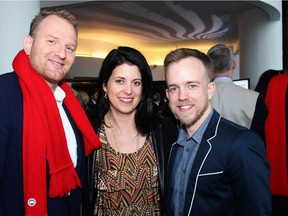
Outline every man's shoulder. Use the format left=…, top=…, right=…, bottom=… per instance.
left=0, top=72, right=18, bottom=85
left=218, top=116, right=261, bottom=141
left=216, top=81, right=258, bottom=98
left=219, top=116, right=248, bottom=131
left=208, top=111, right=249, bottom=135
left=0, top=72, right=21, bottom=96
left=208, top=111, right=242, bottom=134
left=233, top=84, right=259, bottom=100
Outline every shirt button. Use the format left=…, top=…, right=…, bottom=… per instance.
left=182, top=169, right=186, bottom=173
left=185, top=148, right=190, bottom=152
left=180, top=191, right=183, bottom=196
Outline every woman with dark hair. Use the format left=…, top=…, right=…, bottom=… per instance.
left=83, top=46, right=178, bottom=215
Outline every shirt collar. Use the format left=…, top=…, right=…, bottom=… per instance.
left=177, top=109, right=214, bottom=146
left=213, top=77, right=233, bottom=82
left=54, top=86, right=66, bottom=104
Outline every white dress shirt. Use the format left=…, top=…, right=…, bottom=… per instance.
left=54, top=86, right=77, bottom=167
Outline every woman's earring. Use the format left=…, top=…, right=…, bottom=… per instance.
left=104, top=92, right=107, bottom=99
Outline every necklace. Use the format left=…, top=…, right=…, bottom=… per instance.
left=108, top=112, right=140, bottom=153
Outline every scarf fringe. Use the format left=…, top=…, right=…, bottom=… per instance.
left=49, top=165, right=82, bottom=198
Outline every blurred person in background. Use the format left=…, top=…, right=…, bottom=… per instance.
left=207, top=44, right=259, bottom=128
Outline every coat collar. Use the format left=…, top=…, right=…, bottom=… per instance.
left=185, top=110, right=222, bottom=215
left=187, top=110, right=221, bottom=176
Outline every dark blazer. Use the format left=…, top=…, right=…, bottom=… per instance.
left=0, top=72, right=85, bottom=216
left=82, top=114, right=178, bottom=216
left=165, top=110, right=271, bottom=216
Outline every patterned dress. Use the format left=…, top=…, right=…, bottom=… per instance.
left=94, top=124, right=161, bottom=215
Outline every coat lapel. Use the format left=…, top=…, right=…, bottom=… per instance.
left=184, top=111, right=221, bottom=214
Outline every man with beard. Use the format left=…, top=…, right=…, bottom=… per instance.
left=163, top=48, right=271, bottom=216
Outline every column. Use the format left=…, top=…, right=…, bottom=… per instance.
left=238, top=6, right=283, bottom=90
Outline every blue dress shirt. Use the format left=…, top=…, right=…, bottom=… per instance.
left=171, top=110, right=213, bottom=216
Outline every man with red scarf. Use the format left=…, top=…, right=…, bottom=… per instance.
left=0, top=9, right=101, bottom=216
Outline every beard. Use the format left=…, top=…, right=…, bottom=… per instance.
left=171, top=99, right=209, bottom=128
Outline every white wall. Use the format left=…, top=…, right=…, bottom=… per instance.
left=238, top=6, right=283, bottom=90
left=0, top=1, right=40, bottom=74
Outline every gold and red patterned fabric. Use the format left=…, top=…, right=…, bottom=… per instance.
left=94, top=124, right=161, bottom=215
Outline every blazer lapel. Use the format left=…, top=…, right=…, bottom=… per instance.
left=184, top=111, right=221, bottom=213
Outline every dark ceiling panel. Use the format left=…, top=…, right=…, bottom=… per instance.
left=44, top=1, right=255, bottom=43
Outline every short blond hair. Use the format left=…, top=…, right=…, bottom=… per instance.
left=29, top=9, right=78, bottom=37
left=164, top=48, right=213, bottom=83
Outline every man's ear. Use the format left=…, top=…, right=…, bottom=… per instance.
left=23, top=35, right=33, bottom=55
left=208, top=81, right=216, bottom=100
left=232, top=59, right=236, bottom=70
left=165, top=88, right=170, bottom=101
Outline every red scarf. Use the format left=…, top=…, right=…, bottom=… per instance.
left=12, top=50, right=101, bottom=215
left=265, top=73, right=288, bottom=196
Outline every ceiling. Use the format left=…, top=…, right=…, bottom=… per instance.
left=41, top=1, right=278, bottom=65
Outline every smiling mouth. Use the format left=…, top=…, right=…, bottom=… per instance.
left=119, top=98, right=133, bottom=103
left=178, top=104, right=193, bottom=111
left=49, top=59, right=64, bottom=67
